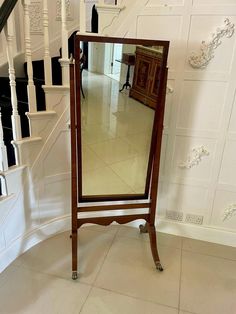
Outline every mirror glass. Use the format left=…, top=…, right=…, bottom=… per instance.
left=78, top=39, right=165, bottom=199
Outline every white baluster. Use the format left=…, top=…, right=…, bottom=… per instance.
left=59, top=0, right=70, bottom=85
left=4, top=15, right=22, bottom=143
left=23, top=0, right=37, bottom=112
left=80, top=0, right=86, bottom=33
left=0, top=111, right=8, bottom=172
left=43, top=0, right=52, bottom=86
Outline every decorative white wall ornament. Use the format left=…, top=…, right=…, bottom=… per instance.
left=179, top=146, right=210, bottom=169
left=188, top=18, right=235, bottom=69
left=223, top=204, right=236, bottom=221
left=56, top=0, right=73, bottom=21
left=29, top=2, right=43, bottom=34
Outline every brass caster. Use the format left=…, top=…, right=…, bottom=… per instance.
left=139, top=224, right=148, bottom=234
left=155, top=261, right=164, bottom=272
left=72, top=271, right=78, bottom=280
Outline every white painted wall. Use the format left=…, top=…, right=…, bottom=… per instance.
left=116, top=0, right=236, bottom=236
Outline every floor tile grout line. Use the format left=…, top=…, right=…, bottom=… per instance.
left=91, top=228, right=181, bottom=311
left=2, top=261, right=94, bottom=290
left=181, top=248, right=236, bottom=263
left=178, top=237, right=184, bottom=314
left=92, top=285, right=179, bottom=312
left=79, top=285, right=94, bottom=314
left=91, top=226, right=120, bottom=285
left=113, top=231, right=183, bottom=251
left=83, top=228, right=236, bottom=264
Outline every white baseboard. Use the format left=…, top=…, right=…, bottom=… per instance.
left=156, top=218, right=236, bottom=248
left=1, top=214, right=236, bottom=273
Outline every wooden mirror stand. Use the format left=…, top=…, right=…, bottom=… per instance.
left=70, top=34, right=169, bottom=280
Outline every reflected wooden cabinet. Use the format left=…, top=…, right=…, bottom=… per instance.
left=130, top=46, right=163, bottom=109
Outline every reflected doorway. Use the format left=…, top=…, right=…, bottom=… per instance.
left=106, top=43, right=123, bottom=81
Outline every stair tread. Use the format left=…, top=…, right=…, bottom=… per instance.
left=12, top=136, right=42, bottom=145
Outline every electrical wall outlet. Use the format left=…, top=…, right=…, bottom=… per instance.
left=166, top=210, right=183, bottom=222
left=185, top=213, right=204, bottom=225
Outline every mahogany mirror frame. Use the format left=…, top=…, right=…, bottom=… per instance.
left=70, top=34, right=169, bottom=280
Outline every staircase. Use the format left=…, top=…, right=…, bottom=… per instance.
left=0, top=0, right=131, bottom=271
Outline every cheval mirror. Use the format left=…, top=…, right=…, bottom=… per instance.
left=70, top=33, right=169, bottom=280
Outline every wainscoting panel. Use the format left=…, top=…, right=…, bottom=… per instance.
left=43, top=130, right=71, bottom=177
left=167, top=183, right=208, bottom=216
left=177, top=80, right=227, bottom=133
left=39, top=174, right=71, bottom=225
left=137, top=15, right=183, bottom=71
left=219, top=140, right=236, bottom=187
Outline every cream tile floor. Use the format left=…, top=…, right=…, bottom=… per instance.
left=1, top=226, right=236, bottom=314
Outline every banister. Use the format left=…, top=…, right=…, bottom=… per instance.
left=0, top=0, right=18, bottom=33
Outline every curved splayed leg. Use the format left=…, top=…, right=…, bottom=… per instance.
left=148, top=224, right=164, bottom=272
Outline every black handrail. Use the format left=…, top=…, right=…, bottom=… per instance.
left=0, top=0, right=18, bottom=33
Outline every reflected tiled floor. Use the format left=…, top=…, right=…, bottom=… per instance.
left=81, top=71, right=154, bottom=196
left=1, top=226, right=236, bottom=314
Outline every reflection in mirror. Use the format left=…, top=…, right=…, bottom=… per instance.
left=79, top=41, right=164, bottom=197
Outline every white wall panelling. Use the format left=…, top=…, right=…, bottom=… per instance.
left=177, top=80, right=227, bottom=136
left=43, top=130, right=70, bottom=176
left=137, top=15, right=183, bottom=71
left=38, top=173, right=70, bottom=224
left=219, top=140, right=236, bottom=187
left=131, top=0, right=236, bottom=233
left=167, top=183, right=209, bottom=217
